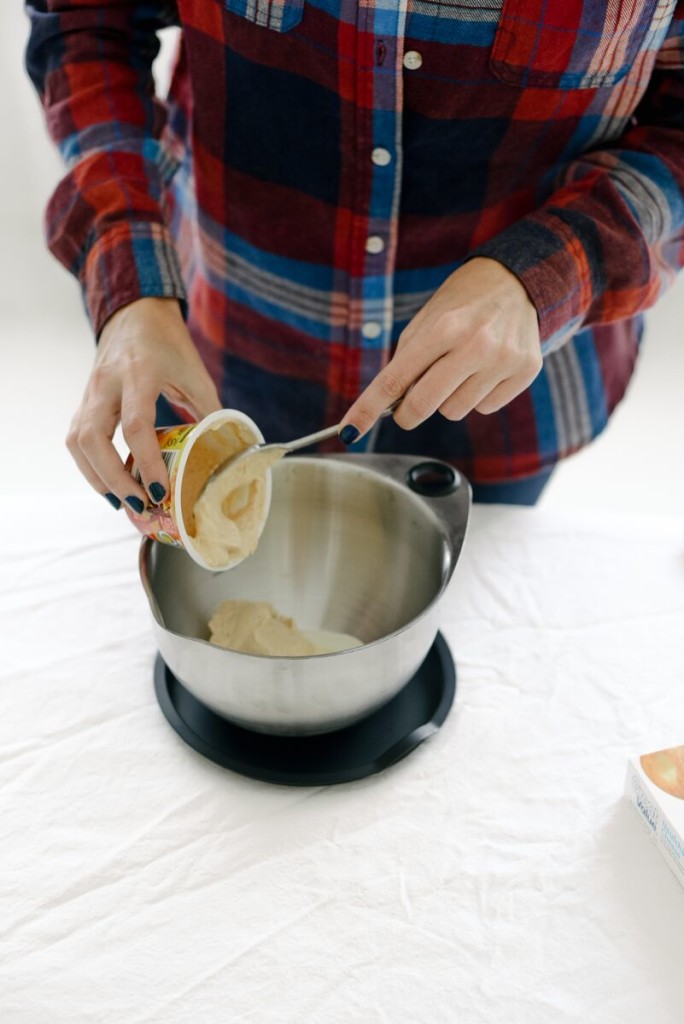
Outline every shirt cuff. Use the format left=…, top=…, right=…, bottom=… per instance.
left=472, top=210, right=592, bottom=353
left=80, top=221, right=188, bottom=337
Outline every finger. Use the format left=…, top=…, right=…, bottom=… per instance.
left=120, top=390, right=170, bottom=504
left=165, top=375, right=222, bottom=422
left=338, top=346, right=439, bottom=443
left=474, top=374, right=533, bottom=415
left=78, top=401, right=150, bottom=512
left=439, top=372, right=506, bottom=421
left=394, top=286, right=442, bottom=352
left=189, top=372, right=223, bottom=418
left=66, top=412, right=115, bottom=501
left=391, top=355, right=474, bottom=430
left=393, top=318, right=422, bottom=355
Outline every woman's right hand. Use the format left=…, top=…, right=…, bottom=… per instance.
left=66, top=297, right=222, bottom=511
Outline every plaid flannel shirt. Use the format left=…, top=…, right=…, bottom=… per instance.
left=26, top=0, right=684, bottom=481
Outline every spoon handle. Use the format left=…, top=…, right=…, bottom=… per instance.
left=201, top=398, right=405, bottom=494
left=283, top=398, right=403, bottom=453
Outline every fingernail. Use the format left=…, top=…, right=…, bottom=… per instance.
left=125, top=496, right=145, bottom=515
left=104, top=493, right=121, bottom=511
left=339, top=425, right=360, bottom=446
left=149, top=482, right=166, bottom=504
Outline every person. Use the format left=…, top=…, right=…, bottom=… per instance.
left=25, top=1, right=684, bottom=511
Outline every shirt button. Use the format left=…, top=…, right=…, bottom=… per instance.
left=365, top=235, right=385, bottom=255
left=403, top=50, right=423, bottom=71
left=371, top=147, right=392, bottom=167
left=361, top=322, right=383, bottom=340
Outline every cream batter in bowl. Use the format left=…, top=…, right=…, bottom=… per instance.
left=139, top=454, right=470, bottom=736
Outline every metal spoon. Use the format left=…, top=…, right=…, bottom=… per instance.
left=199, top=398, right=403, bottom=497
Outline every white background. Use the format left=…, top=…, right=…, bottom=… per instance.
left=2, top=7, right=683, bottom=511
left=2, top=11, right=684, bottom=1021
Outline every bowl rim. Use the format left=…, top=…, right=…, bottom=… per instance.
left=139, top=454, right=469, bottom=661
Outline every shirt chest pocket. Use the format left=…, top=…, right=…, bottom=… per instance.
left=220, top=0, right=304, bottom=32
left=490, top=0, right=673, bottom=89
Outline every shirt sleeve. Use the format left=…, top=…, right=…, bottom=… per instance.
left=473, top=3, right=684, bottom=355
left=25, top=1, right=186, bottom=336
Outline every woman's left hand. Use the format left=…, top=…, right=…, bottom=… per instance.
left=338, top=257, right=543, bottom=441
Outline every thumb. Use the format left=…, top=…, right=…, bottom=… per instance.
left=165, top=376, right=223, bottom=422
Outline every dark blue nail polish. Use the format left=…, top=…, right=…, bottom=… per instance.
left=104, top=493, right=121, bottom=511
left=339, top=424, right=360, bottom=446
left=149, top=482, right=166, bottom=503
left=125, top=496, right=145, bottom=515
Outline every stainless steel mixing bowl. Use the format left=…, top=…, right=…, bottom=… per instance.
left=140, top=454, right=470, bottom=735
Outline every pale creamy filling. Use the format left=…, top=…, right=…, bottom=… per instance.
left=209, top=600, right=363, bottom=658
left=191, top=448, right=284, bottom=568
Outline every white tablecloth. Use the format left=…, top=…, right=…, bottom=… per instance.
left=1, top=495, right=684, bottom=1023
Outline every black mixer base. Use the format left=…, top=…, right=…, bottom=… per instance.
left=154, top=633, right=456, bottom=786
